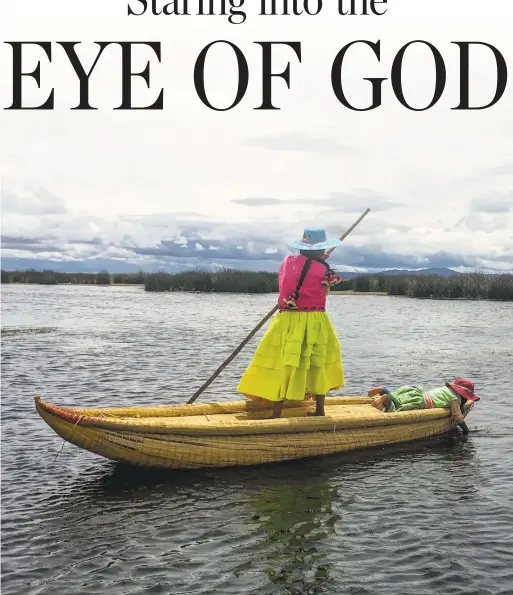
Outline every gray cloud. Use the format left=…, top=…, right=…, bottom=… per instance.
left=3, top=225, right=510, bottom=274
left=1, top=187, right=68, bottom=215
left=2, top=192, right=511, bottom=275
left=457, top=214, right=509, bottom=233
left=485, top=163, right=513, bottom=177
left=334, top=246, right=476, bottom=270
left=0, top=246, right=500, bottom=274
left=176, top=223, right=224, bottom=236
left=232, top=190, right=403, bottom=212
left=69, top=238, right=106, bottom=246
left=124, top=212, right=211, bottom=222
left=0, top=235, right=64, bottom=252
left=471, top=192, right=513, bottom=214
left=315, top=191, right=405, bottom=212
left=132, top=238, right=285, bottom=262
left=1, top=235, right=44, bottom=247
left=243, top=132, right=348, bottom=153
left=323, top=220, right=411, bottom=237
left=232, top=197, right=287, bottom=206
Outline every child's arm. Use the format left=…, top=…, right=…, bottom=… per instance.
left=450, top=399, right=465, bottom=424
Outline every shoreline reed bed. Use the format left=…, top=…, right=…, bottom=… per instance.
left=1, top=269, right=145, bottom=286
left=338, top=272, right=513, bottom=300
left=2, top=268, right=512, bottom=300
left=145, top=269, right=513, bottom=300
left=144, top=269, right=277, bottom=293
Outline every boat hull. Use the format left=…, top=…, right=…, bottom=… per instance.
left=35, top=396, right=472, bottom=470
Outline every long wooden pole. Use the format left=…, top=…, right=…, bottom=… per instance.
left=187, top=208, right=371, bottom=404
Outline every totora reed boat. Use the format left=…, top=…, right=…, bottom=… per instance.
left=35, top=396, right=475, bottom=470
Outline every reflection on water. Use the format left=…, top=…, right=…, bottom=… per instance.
left=248, top=476, right=338, bottom=594
left=1, top=286, right=513, bottom=595
left=245, top=436, right=481, bottom=594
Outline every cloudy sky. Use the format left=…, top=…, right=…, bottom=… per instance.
left=1, top=0, right=512, bottom=273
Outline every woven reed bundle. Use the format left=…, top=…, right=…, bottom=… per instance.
left=36, top=396, right=473, bottom=469
left=48, top=396, right=374, bottom=419
left=37, top=401, right=458, bottom=470
left=36, top=398, right=451, bottom=436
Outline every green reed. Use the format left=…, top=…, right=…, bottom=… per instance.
left=336, top=273, right=513, bottom=300
left=1, top=269, right=145, bottom=286
left=144, top=268, right=278, bottom=293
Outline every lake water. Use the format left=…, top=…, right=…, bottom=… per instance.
left=1, top=285, right=513, bottom=595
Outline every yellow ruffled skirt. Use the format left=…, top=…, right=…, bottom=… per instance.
left=237, top=311, right=344, bottom=402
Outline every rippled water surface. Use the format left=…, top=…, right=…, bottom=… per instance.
left=2, top=285, right=513, bottom=595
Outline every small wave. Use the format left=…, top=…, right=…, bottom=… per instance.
left=1, top=326, right=58, bottom=338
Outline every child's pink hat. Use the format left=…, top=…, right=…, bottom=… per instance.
left=447, top=378, right=480, bottom=401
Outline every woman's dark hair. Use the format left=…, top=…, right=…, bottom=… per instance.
left=300, top=249, right=325, bottom=258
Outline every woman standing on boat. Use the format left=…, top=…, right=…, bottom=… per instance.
left=237, top=228, right=344, bottom=419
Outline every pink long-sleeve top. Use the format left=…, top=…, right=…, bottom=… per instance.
left=278, top=255, right=329, bottom=311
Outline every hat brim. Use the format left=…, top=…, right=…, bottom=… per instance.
left=287, top=238, right=344, bottom=251
left=448, top=383, right=480, bottom=401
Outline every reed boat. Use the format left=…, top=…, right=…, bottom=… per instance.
left=34, top=395, right=475, bottom=470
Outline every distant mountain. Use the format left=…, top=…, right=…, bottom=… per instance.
left=376, top=267, right=466, bottom=277
left=336, top=271, right=367, bottom=279
left=339, top=267, right=466, bottom=279
left=1, top=259, right=495, bottom=278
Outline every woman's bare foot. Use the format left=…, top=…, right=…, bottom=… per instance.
left=368, top=387, right=387, bottom=398
left=371, top=394, right=389, bottom=410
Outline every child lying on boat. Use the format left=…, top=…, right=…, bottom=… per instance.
left=368, top=378, right=480, bottom=434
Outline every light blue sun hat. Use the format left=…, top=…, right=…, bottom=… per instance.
left=287, top=228, right=343, bottom=251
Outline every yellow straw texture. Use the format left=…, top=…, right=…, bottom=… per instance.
left=35, top=396, right=465, bottom=470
